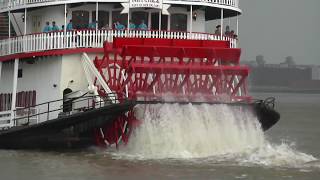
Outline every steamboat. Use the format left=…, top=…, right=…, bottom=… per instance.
left=0, top=0, right=279, bottom=149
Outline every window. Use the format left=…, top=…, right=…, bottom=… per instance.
left=170, top=14, right=187, bottom=31
left=18, top=69, right=23, bottom=78
left=92, top=11, right=109, bottom=29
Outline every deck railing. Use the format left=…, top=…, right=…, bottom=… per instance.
left=0, top=29, right=237, bottom=57
left=1, top=0, right=239, bottom=11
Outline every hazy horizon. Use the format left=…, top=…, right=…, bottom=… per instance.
left=207, top=0, right=320, bottom=65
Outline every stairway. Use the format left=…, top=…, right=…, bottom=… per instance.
left=0, top=13, right=16, bottom=40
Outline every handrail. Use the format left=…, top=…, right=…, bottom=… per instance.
left=12, top=93, right=127, bottom=127
left=0, top=29, right=238, bottom=57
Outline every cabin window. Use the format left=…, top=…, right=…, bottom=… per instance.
left=72, top=10, right=89, bottom=29
left=170, top=14, right=187, bottom=31
left=131, top=11, right=149, bottom=28
left=18, top=69, right=23, bottom=78
left=151, top=13, right=168, bottom=30
left=92, top=11, right=109, bottom=29
left=112, top=11, right=128, bottom=28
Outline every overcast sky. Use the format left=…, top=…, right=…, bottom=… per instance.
left=214, top=0, right=320, bottom=65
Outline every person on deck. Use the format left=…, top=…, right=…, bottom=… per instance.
left=138, top=20, right=148, bottom=30
left=214, top=25, right=221, bottom=35
left=115, top=21, right=125, bottom=30
left=129, top=20, right=136, bottom=30
left=43, top=22, right=52, bottom=32
left=89, top=20, right=97, bottom=29
left=225, top=25, right=231, bottom=36
left=66, top=20, right=73, bottom=31
left=51, top=21, right=60, bottom=31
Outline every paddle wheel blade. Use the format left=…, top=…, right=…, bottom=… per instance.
left=95, top=38, right=251, bottom=103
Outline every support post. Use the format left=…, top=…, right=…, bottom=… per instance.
left=158, top=10, right=161, bottom=31
left=64, top=4, right=67, bottom=48
left=220, top=8, right=224, bottom=38
left=8, top=10, right=11, bottom=38
left=8, top=10, right=11, bottom=54
left=10, top=58, right=19, bottom=126
left=236, top=13, right=239, bottom=35
left=127, top=9, right=130, bottom=30
left=64, top=4, right=67, bottom=32
left=167, top=14, right=170, bottom=30
left=96, top=2, right=99, bottom=30
left=0, top=62, right=2, bottom=82
left=24, top=8, right=27, bottom=35
left=190, top=5, right=193, bottom=33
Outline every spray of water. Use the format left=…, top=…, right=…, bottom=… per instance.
left=113, top=103, right=317, bottom=168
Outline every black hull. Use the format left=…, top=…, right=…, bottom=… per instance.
left=0, top=99, right=279, bottom=150
left=0, top=101, right=135, bottom=149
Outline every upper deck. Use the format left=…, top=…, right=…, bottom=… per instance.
left=0, top=0, right=241, bottom=61
left=0, top=0, right=241, bottom=14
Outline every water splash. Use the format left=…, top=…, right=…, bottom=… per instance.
left=113, top=104, right=317, bottom=168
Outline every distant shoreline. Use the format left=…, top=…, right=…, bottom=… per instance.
left=249, top=87, right=320, bottom=94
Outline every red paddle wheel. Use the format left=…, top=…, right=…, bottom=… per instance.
left=93, top=37, right=251, bottom=147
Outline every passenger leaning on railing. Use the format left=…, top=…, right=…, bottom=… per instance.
left=89, top=20, right=97, bottom=29
left=43, top=22, right=52, bottom=32
left=138, top=20, right=148, bottom=30
left=66, top=20, right=73, bottom=31
left=115, top=21, right=125, bottom=30
left=51, top=21, right=60, bottom=31
left=129, top=20, right=136, bottom=30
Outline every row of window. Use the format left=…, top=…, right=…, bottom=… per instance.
left=72, top=10, right=187, bottom=31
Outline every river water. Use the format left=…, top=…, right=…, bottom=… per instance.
left=0, top=92, right=320, bottom=180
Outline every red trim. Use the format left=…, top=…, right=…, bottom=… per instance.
left=0, top=48, right=104, bottom=62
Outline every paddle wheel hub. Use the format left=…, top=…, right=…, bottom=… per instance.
left=93, top=37, right=251, bottom=147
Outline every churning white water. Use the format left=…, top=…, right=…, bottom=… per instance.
left=113, top=104, right=317, bottom=168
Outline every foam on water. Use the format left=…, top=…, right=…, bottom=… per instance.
left=112, top=104, right=317, bottom=168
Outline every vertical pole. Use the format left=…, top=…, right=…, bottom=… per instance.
left=109, top=11, right=112, bottom=29
left=158, top=10, right=161, bottom=31
left=64, top=4, right=67, bottom=48
left=236, top=12, right=239, bottom=35
left=10, top=58, right=19, bottom=126
left=148, top=12, right=151, bottom=29
left=127, top=9, right=130, bottom=30
left=190, top=5, right=193, bottom=33
left=168, top=14, right=170, bottom=30
left=24, top=8, right=27, bottom=35
left=8, top=10, right=11, bottom=54
left=64, top=4, right=67, bottom=32
left=220, top=8, right=224, bottom=38
left=96, top=2, right=98, bottom=30
left=0, top=62, right=2, bottom=82
left=8, top=10, right=11, bottom=38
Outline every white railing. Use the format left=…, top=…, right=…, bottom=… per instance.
left=0, top=0, right=239, bottom=11
left=0, top=110, right=11, bottom=128
left=0, top=29, right=237, bottom=57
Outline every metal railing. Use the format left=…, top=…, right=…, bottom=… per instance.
left=0, top=0, right=239, bottom=11
left=0, top=110, right=11, bottom=128
left=0, top=29, right=237, bottom=57
left=12, top=93, right=126, bottom=127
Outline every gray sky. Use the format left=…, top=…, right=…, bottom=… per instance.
left=233, top=0, right=320, bottom=65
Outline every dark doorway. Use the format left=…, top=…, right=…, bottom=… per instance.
left=132, top=11, right=149, bottom=28
left=72, top=10, right=89, bottom=29
left=92, top=11, right=109, bottom=29
left=63, top=88, right=73, bottom=112
left=170, top=14, right=187, bottom=31
left=151, top=12, right=168, bottom=30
